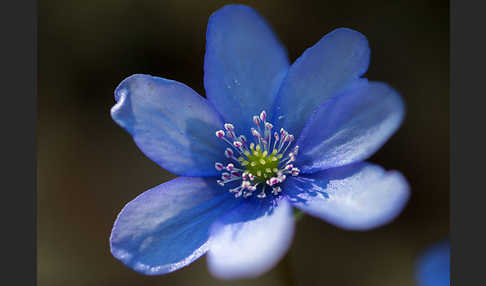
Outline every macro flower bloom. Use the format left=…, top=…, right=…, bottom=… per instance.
left=109, top=4, right=410, bottom=279
left=416, top=241, right=450, bottom=286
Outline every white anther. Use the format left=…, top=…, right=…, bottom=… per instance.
left=293, top=146, right=300, bottom=155
left=253, top=115, right=261, bottom=126
left=257, top=191, right=267, bottom=198
left=224, top=123, right=234, bottom=131
left=251, top=128, right=261, bottom=138
left=214, top=112, right=301, bottom=199
left=241, top=181, right=251, bottom=189
left=215, top=162, right=224, bottom=171
left=282, top=133, right=289, bottom=142
left=239, top=135, right=247, bottom=144
left=259, top=110, right=267, bottom=122
left=222, top=172, right=231, bottom=180
left=224, top=148, right=234, bottom=158
left=268, top=177, right=279, bottom=186
left=291, top=167, right=300, bottom=176
left=272, top=186, right=281, bottom=195
left=243, top=191, right=253, bottom=198
left=215, top=130, right=225, bottom=138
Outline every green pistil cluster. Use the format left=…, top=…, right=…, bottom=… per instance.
left=214, top=110, right=300, bottom=199
left=239, top=143, right=282, bottom=182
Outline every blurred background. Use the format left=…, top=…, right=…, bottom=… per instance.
left=38, top=0, right=449, bottom=285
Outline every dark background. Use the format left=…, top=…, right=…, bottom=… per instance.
left=38, top=0, right=449, bottom=285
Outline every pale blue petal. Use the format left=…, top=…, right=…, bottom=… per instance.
left=295, top=81, right=405, bottom=173
left=111, top=74, right=226, bottom=177
left=273, top=28, right=370, bottom=138
left=109, top=177, right=236, bottom=275
left=284, top=162, right=409, bottom=230
left=207, top=198, right=294, bottom=279
left=204, top=4, right=289, bottom=133
left=416, top=241, right=450, bottom=286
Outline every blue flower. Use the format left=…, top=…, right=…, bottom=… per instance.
left=109, top=4, right=410, bottom=279
left=416, top=241, right=450, bottom=286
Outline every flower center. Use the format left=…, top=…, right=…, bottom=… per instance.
left=214, top=111, right=300, bottom=199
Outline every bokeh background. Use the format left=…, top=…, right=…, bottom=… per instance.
left=38, top=0, right=449, bottom=285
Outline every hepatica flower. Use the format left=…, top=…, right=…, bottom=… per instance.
left=416, top=241, right=450, bottom=286
left=109, top=4, right=410, bottom=279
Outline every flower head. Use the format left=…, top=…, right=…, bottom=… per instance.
left=416, top=241, right=450, bottom=286
left=109, top=4, right=410, bottom=279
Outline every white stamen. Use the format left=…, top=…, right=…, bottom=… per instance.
left=291, top=167, right=300, bottom=176
left=281, top=137, right=294, bottom=156
left=214, top=111, right=300, bottom=199
left=224, top=123, right=234, bottom=132
left=216, top=130, right=225, bottom=138
left=215, top=162, right=224, bottom=171
left=257, top=185, right=267, bottom=198
left=224, top=148, right=233, bottom=158
left=222, top=172, right=231, bottom=180
left=259, top=110, right=266, bottom=122
left=272, top=186, right=281, bottom=195
left=251, top=128, right=260, bottom=138
left=239, top=135, right=247, bottom=145
left=253, top=115, right=260, bottom=126
left=241, top=180, right=251, bottom=189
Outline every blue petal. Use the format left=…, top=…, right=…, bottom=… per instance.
left=204, top=4, right=289, bottom=133
left=207, top=197, right=294, bottom=279
left=273, top=28, right=370, bottom=138
left=110, top=177, right=237, bottom=275
left=416, top=241, right=450, bottom=286
left=295, top=81, right=405, bottom=173
left=111, top=74, right=226, bottom=177
left=284, top=162, right=409, bottom=230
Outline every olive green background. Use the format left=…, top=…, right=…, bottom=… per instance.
left=38, top=0, right=449, bottom=285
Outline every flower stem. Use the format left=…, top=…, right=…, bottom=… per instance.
left=293, top=208, right=305, bottom=221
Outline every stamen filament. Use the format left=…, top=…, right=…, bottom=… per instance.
left=214, top=111, right=300, bottom=199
